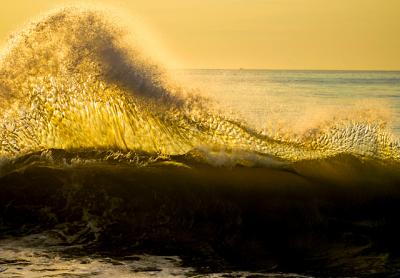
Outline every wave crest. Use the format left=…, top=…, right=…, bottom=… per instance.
left=0, top=7, right=399, bottom=164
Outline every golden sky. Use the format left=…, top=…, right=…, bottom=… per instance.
left=0, top=0, right=399, bottom=70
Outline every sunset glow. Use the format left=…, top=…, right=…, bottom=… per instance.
left=1, top=0, right=399, bottom=70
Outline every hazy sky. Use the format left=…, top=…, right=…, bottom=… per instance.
left=0, top=0, right=399, bottom=70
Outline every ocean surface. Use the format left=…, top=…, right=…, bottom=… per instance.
left=174, top=69, right=400, bottom=135
left=1, top=7, right=400, bottom=278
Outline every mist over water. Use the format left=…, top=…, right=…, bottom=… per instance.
left=0, top=7, right=399, bottom=163
left=0, top=6, right=400, bottom=278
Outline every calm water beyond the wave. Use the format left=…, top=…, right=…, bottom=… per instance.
left=175, top=69, right=400, bottom=135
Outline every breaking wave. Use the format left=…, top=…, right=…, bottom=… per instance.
left=0, top=7, right=398, bottom=169
left=1, top=7, right=400, bottom=276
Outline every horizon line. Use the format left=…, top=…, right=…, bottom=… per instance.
left=170, top=68, right=400, bottom=72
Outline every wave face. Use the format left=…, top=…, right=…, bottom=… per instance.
left=0, top=7, right=399, bottom=165
left=1, top=7, right=400, bottom=277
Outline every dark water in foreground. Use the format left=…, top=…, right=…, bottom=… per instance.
left=1, top=150, right=400, bottom=277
